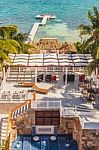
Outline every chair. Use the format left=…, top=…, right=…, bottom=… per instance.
left=51, top=75, right=56, bottom=82
left=37, top=74, right=44, bottom=82
left=45, top=75, right=51, bottom=82
left=12, top=93, right=20, bottom=101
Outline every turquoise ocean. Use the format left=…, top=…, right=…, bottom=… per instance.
left=0, top=0, right=99, bottom=42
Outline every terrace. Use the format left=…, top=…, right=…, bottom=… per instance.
left=0, top=53, right=99, bottom=150
left=0, top=53, right=98, bottom=110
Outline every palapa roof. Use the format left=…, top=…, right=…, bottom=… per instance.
left=36, top=38, right=77, bottom=54
left=37, top=38, right=62, bottom=50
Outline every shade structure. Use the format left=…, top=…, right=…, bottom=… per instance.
left=9, top=53, right=93, bottom=67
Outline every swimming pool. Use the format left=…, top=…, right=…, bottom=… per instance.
left=12, top=135, right=78, bottom=150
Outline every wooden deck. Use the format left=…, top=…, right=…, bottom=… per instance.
left=0, top=103, right=20, bottom=114
left=26, top=15, right=55, bottom=43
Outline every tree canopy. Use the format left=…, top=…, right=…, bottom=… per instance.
left=0, top=25, right=32, bottom=70
left=76, top=7, right=99, bottom=74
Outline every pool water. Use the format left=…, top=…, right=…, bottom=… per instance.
left=12, top=135, right=78, bottom=150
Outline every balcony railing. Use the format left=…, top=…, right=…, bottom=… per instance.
left=32, top=100, right=61, bottom=109
left=61, top=107, right=95, bottom=117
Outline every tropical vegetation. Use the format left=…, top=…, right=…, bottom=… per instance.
left=75, top=7, right=99, bottom=74
left=0, top=25, right=32, bottom=70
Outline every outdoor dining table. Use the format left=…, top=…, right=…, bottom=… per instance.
left=12, top=93, right=20, bottom=100
left=1, top=94, right=11, bottom=101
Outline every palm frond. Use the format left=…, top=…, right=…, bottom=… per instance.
left=0, top=25, right=18, bottom=39
left=93, top=7, right=99, bottom=17
left=88, top=10, right=92, bottom=20
left=87, top=61, right=96, bottom=75
left=78, top=24, right=93, bottom=35
left=81, top=36, right=94, bottom=49
left=0, top=29, right=7, bottom=39
left=14, top=33, right=28, bottom=43
left=0, top=49, right=10, bottom=61
left=6, top=39, right=21, bottom=49
left=0, top=40, right=17, bottom=54
left=96, top=46, right=99, bottom=59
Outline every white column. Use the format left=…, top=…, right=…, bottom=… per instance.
left=97, top=80, right=99, bottom=88
left=63, top=66, right=65, bottom=73
left=35, top=67, right=37, bottom=83
left=8, top=66, right=10, bottom=76
left=73, top=67, right=75, bottom=73
left=19, top=66, right=20, bottom=72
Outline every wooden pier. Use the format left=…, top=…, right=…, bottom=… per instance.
left=26, top=15, right=56, bottom=43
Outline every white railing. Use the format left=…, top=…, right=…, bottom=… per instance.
left=61, top=107, right=78, bottom=117
left=11, top=101, right=31, bottom=119
left=32, top=100, right=61, bottom=109
left=0, top=92, right=29, bottom=102
left=61, top=107, right=95, bottom=117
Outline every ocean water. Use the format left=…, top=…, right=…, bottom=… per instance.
left=0, top=0, right=99, bottom=42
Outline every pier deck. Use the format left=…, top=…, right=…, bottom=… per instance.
left=26, top=15, right=55, bottom=43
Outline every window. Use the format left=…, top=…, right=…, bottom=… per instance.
left=35, top=110, right=60, bottom=126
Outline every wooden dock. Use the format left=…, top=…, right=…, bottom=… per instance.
left=27, top=23, right=39, bottom=43
left=26, top=15, right=56, bottom=43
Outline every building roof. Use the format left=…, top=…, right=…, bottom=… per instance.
left=8, top=53, right=93, bottom=67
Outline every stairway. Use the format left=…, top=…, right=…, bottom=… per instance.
left=0, top=99, right=33, bottom=150
left=0, top=117, right=10, bottom=141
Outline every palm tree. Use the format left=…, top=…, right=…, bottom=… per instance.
left=0, top=25, right=34, bottom=70
left=14, top=32, right=33, bottom=53
left=77, top=7, right=99, bottom=75
left=59, top=42, right=77, bottom=54
left=0, top=25, right=18, bottom=39
left=0, top=25, right=21, bottom=70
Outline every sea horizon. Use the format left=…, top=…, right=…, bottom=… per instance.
left=0, top=0, right=99, bottom=42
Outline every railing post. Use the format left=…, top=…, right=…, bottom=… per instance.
left=47, top=100, right=49, bottom=109
left=35, top=67, right=37, bottom=83
left=6, top=111, right=12, bottom=142
left=19, top=107, right=21, bottom=114
left=32, top=92, right=36, bottom=100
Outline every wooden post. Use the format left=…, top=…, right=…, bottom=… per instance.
left=32, top=92, right=36, bottom=100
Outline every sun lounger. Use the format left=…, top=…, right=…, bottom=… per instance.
left=18, top=82, right=48, bottom=94
left=18, top=82, right=33, bottom=87
left=32, top=83, right=48, bottom=94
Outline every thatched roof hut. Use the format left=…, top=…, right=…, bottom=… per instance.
left=28, top=42, right=40, bottom=54
left=28, top=38, right=77, bottom=54
left=37, top=38, right=62, bottom=53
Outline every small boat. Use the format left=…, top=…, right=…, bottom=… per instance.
left=36, top=14, right=56, bottom=19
